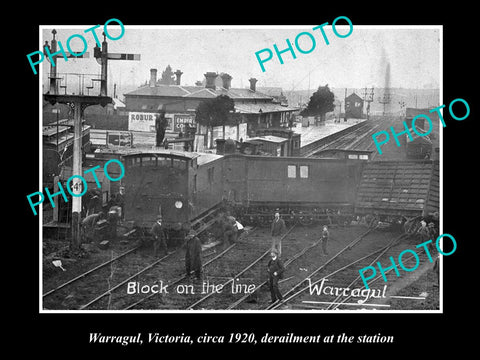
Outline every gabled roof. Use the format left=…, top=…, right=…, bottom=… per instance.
left=346, top=93, right=363, bottom=102
left=234, top=102, right=298, bottom=114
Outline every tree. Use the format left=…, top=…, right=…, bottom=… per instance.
left=159, top=65, right=175, bottom=85
left=195, top=95, right=235, bottom=148
left=301, top=85, right=335, bottom=122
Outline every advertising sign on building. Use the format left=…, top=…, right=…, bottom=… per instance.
left=128, top=112, right=174, bottom=132
left=174, top=114, right=195, bottom=132
left=128, top=112, right=157, bottom=132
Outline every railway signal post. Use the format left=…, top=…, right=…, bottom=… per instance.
left=362, top=87, right=374, bottom=120
left=44, top=29, right=139, bottom=251
left=93, top=32, right=141, bottom=96
left=44, top=29, right=90, bottom=95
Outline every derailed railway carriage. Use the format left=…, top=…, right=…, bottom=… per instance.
left=121, top=149, right=368, bottom=234
left=120, top=148, right=439, bottom=239
left=223, top=154, right=365, bottom=226
left=122, top=149, right=224, bottom=235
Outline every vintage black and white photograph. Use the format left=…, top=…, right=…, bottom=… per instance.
left=38, top=24, right=442, bottom=312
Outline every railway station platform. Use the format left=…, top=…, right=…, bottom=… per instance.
left=292, top=118, right=367, bottom=156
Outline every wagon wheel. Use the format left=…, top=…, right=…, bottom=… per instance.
left=258, top=215, right=272, bottom=227
left=258, top=206, right=271, bottom=214
left=297, top=211, right=313, bottom=226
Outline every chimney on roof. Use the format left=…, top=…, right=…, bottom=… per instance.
left=249, top=78, right=258, bottom=92
left=220, top=73, right=232, bottom=90
left=149, top=68, right=157, bottom=87
left=204, top=72, right=218, bottom=89
left=174, top=70, right=183, bottom=85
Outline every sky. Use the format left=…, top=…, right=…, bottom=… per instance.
left=40, top=25, right=441, bottom=97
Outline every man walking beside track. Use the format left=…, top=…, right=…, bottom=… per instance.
left=151, top=216, right=168, bottom=257
left=267, top=249, right=285, bottom=304
left=321, top=225, right=329, bottom=255
left=184, top=230, right=202, bottom=280
left=271, top=211, right=286, bottom=257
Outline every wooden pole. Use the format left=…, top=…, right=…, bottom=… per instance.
left=71, top=101, right=83, bottom=250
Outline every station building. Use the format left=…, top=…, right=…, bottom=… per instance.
left=123, top=69, right=298, bottom=148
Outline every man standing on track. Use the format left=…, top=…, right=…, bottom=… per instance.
left=321, top=225, right=329, bottom=255
left=184, top=230, right=202, bottom=280
left=151, top=216, right=168, bottom=257
left=223, top=213, right=238, bottom=248
left=271, top=211, right=286, bottom=257
left=267, top=249, right=285, bottom=304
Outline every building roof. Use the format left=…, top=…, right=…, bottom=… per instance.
left=125, top=84, right=273, bottom=101
left=43, top=125, right=70, bottom=137
left=256, top=87, right=284, bottom=97
left=247, top=135, right=288, bottom=144
left=346, top=93, right=363, bottom=102
left=234, top=102, right=298, bottom=114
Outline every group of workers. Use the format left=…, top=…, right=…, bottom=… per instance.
left=81, top=187, right=125, bottom=243
left=268, top=212, right=330, bottom=303
left=148, top=209, right=331, bottom=305
left=83, top=195, right=336, bottom=305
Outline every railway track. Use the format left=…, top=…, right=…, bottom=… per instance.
left=303, top=121, right=374, bottom=157
left=305, top=116, right=402, bottom=157
left=183, top=225, right=299, bottom=310
left=267, top=232, right=424, bottom=310
left=263, top=227, right=377, bottom=310
left=42, top=206, right=225, bottom=310
left=327, top=248, right=431, bottom=310
left=119, top=225, right=296, bottom=310
left=44, top=218, right=423, bottom=311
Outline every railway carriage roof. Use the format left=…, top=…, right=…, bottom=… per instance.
left=247, top=135, right=288, bottom=144
left=117, top=148, right=200, bottom=160
left=119, top=148, right=225, bottom=165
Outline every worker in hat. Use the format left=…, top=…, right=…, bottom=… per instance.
left=418, top=220, right=429, bottom=241
left=81, top=212, right=105, bottom=243
left=222, top=212, right=238, bottom=249
left=184, top=229, right=202, bottom=280
left=267, top=249, right=285, bottom=304
left=321, top=225, right=329, bottom=255
left=150, top=216, right=168, bottom=257
left=271, top=211, right=286, bottom=257
left=427, top=222, right=438, bottom=255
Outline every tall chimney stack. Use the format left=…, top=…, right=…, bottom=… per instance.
left=220, top=73, right=232, bottom=90
left=249, top=78, right=258, bottom=92
left=204, top=72, right=218, bottom=89
left=149, top=68, right=157, bottom=87
left=174, top=70, right=183, bottom=85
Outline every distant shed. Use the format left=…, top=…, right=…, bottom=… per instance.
left=247, top=136, right=289, bottom=156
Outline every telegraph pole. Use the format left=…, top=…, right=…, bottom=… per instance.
left=362, top=86, right=374, bottom=120
left=378, top=90, right=391, bottom=116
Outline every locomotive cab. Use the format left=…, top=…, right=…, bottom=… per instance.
left=122, top=150, right=198, bottom=235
